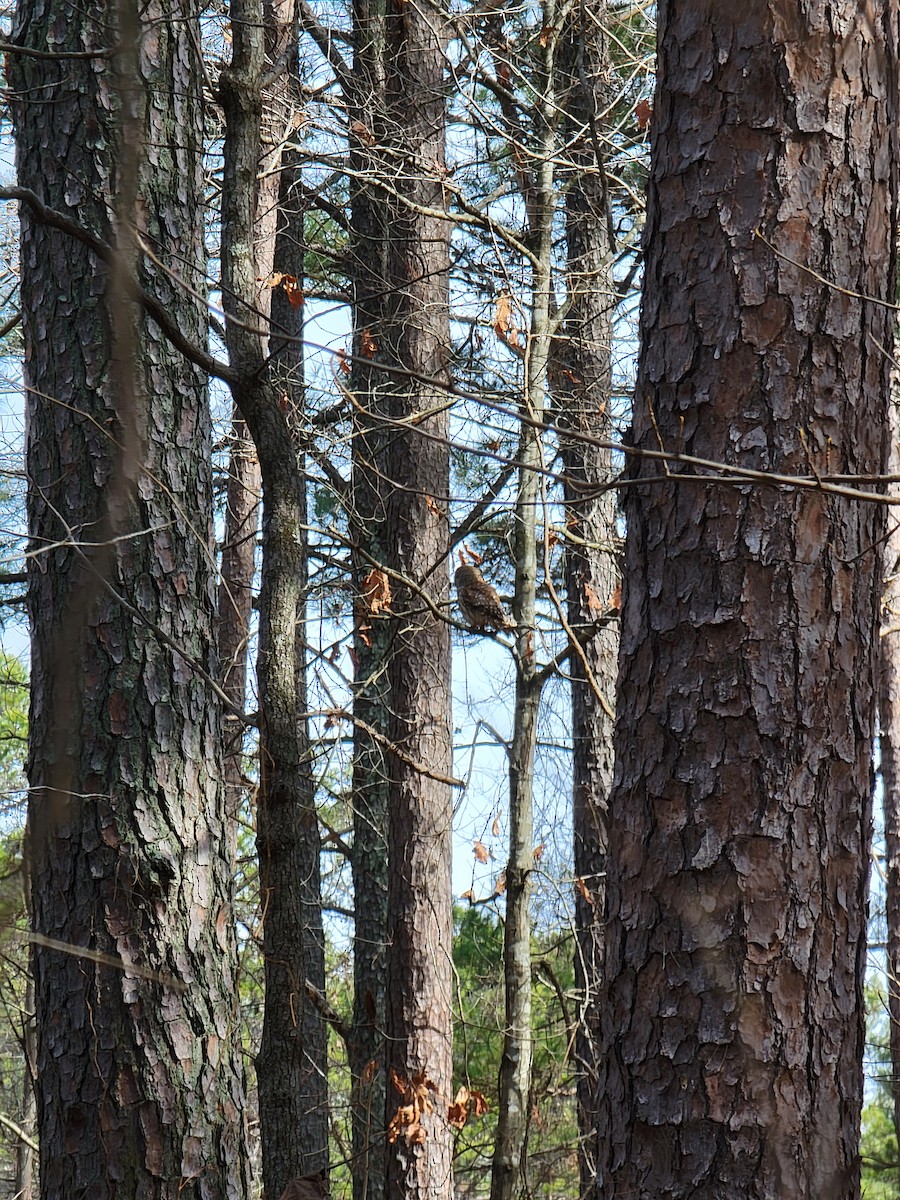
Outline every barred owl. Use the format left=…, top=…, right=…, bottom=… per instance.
left=455, top=564, right=514, bottom=631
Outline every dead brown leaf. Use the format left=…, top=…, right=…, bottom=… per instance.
left=492, top=290, right=519, bottom=348
left=584, top=581, right=604, bottom=616
left=473, top=840, right=490, bottom=864
left=360, top=568, right=392, bottom=616
left=448, top=1086, right=470, bottom=1130
left=278, top=1177, right=327, bottom=1200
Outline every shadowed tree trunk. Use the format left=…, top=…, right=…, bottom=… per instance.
left=556, top=5, right=617, bottom=1192
left=219, top=0, right=328, bottom=1189
left=598, top=3, right=898, bottom=1198
left=879, top=411, right=900, bottom=1153
left=346, top=3, right=391, bottom=1192
left=10, top=0, right=250, bottom=1192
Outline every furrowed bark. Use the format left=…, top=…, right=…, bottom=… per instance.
left=219, top=0, right=328, bottom=1188
left=598, top=3, right=898, bottom=1197
left=11, top=0, right=250, bottom=1190
left=556, top=5, right=617, bottom=1192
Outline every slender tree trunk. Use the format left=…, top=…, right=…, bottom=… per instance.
left=556, top=7, right=617, bottom=1194
left=490, top=11, right=557, bottom=1199
left=598, top=3, right=898, bottom=1198
left=219, top=3, right=328, bottom=1191
left=14, top=972, right=36, bottom=1200
left=880, top=413, right=900, bottom=1153
left=379, top=4, right=454, bottom=1196
left=10, top=0, right=250, bottom=1191
left=218, top=421, right=260, bottom=854
left=346, top=1, right=454, bottom=1196
left=346, top=6, right=391, bottom=1193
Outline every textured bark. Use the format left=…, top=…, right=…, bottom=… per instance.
left=379, top=3, right=454, bottom=1191
left=556, top=8, right=617, bottom=1194
left=346, top=1, right=454, bottom=1196
left=598, top=3, right=898, bottom=1199
left=218, top=413, right=259, bottom=854
left=346, top=6, right=391, bottom=1193
left=11, top=0, right=250, bottom=1193
left=219, top=3, right=328, bottom=1191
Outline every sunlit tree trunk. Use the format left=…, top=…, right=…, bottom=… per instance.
left=598, top=3, right=898, bottom=1198
left=11, top=0, right=250, bottom=1191
left=347, top=0, right=454, bottom=1195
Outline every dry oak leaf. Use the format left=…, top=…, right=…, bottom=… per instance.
left=387, top=1068, right=437, bottom=1145
left=635, top=98, right=653, bottom=130
left=492, top=290, right=519, bottom=348
left=491, top=812, right=502, bottom=838
left=360, top=328, right=378, bottom=357
left=448, top=1086, right=471, bottom=1130
left=473, top=840, right=490, bottom=864
left=360, top=568, right=392, bottom=616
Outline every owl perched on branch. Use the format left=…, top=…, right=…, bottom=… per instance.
left=455, top=562, right=514, bottom=632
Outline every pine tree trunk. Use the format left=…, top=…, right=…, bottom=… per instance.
left=380, top=4, right=454, bottom=1195
left=219, top=0, right=328, bottom=1189
left=11, top=0, right=250, bottom=1191
left=347, top=4, right=391, bottom=1193
left=347, top=0, right=454, bottom=1195
left=556, top=8, right=617, bottom=1192
left=598, top=3, right=898, bottom=1197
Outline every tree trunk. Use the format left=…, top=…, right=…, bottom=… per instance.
left=879, top=412, right=900, bottom=1153
left=346, top=4, right=391, bottom=1193
left=490, top=15, right=556, bottom=1200
left=556, top=6, right=617, bottom=1193
left=219, top=1, right=328, bottom=1190
left=346, top=1, right=454, bottom=1197
left=10, top=0, right=250, bottom=1191
left=379, top=4, right=454, bottom=1195
left=598, top=3, right=898, bottom=1198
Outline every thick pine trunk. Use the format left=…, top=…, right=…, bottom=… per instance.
left=380, top=5, right=454, bottom=1196
left=11, top=0, right=250, bottom=1193
left=598, top=3, right=898, bottom=1198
